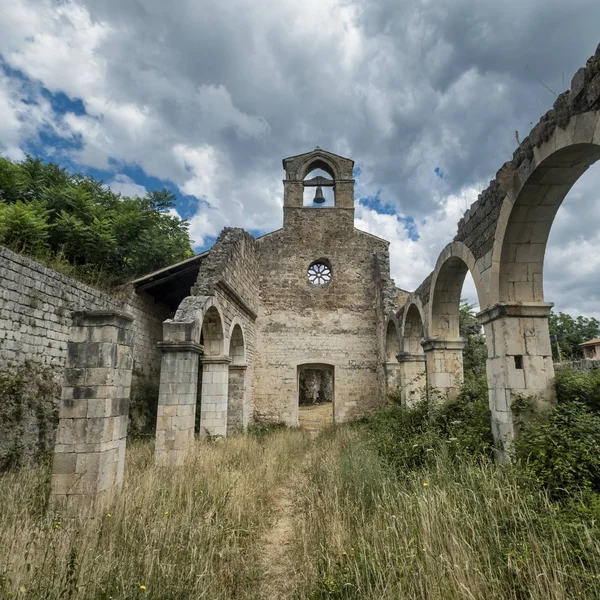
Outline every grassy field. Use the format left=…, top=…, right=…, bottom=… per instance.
left=1, top=424, right=600, bottom=599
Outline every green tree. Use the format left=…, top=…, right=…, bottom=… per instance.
left=549, top=311, right=600, bottom=362
left=459, top=300, right=487, bottom=376
left=0, top=154, right=194, bottom=285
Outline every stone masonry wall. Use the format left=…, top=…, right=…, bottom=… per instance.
left=0, top=245, right=168, bottom=377
left=192, top=228, right=260, bottom=427
left=254, top=207, right=389, bottom=424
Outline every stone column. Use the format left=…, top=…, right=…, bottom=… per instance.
left=227, top=364, right=247, bottom=434
left=478, top=302, right=555, bottom=454
left=198, top=355, right=231, bottom=438
left=396, top=353, right=427, bottom=406
left=155, top=320, right=203, bottom=466
left=51, top=310, right=133, bottom=515
left=422, top=338, right=467, bottom=400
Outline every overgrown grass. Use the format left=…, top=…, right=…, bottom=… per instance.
left=2, top=369, right=600, bottom=598
left=0, top=431, right=310, bottom=599
left=292, top=428, right=600, bottom=599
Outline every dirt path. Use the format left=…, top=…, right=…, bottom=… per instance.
left=258, top=449, right=312, bottom=599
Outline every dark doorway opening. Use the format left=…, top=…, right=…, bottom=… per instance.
left=297, top=364, right=334, bottom=434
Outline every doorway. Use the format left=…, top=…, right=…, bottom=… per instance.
left=297, top=364, right=334, bottom=434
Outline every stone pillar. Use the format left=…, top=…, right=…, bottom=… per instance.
left=227, top=364, right=247, bottom=434
left=478, top=302, right=555, bottom=454
left=155, top=320, right=203, bottom=466
left=51, top=310, right=133, bottom=515
left=384, top=362, right=402, bottom=395
left=396, top=353, right=427, bottom=406
left=198, top=355, right=231, bottom=438
left=422, top=338, right=467, bottom=400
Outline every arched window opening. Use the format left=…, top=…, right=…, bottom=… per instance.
left=303, top=168, right=335, bottom=207
left=202, top=306, right=224, bottom=356
left=229, top=324, right=245, bottom=365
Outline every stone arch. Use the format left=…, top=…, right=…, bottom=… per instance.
left=492, top=115, right=600, bottom=304
left=385, top=312, right=401, bottom=362
left=481, top=111, right=600, bottom=453
left=227, top=320, right=247, bottom=434
left=397, top=299, right=427, bottom=405
left=384, top=312, right=402, bottom=395
left=428, top=241, right=487, bottom=337
left=400, top=297, right=426, bottom=354
left=201, top=305, right=225, bottom=356
left=296, top=153, right=342, bottom=181
left=227, top=318, right=246, bottom=364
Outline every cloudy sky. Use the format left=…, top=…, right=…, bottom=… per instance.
left=1, top=0, right=599, bottom=317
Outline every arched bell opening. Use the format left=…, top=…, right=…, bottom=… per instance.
left=302, top=168, right=335, bottom=207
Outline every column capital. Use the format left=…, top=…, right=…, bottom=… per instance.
left=477, top=302, right=553, bottom=326
left=396, top=352, right=426, bottom=363
left=421, top=338, right=467, bottom=352
left=157, top=341, right=204, bottom=354
left=72, top=310, right=133, bottom=328
left=201, top=355, right=232, bottom=365
left=229, top=364, right=248, bottom=371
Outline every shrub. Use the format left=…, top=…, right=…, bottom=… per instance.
left=555, top=367, right=600, bottom=410
left=515, top=401, right=600, bottom=498
left=360, top=377, right=493, bottom=475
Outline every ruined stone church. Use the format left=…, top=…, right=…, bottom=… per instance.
left=135, top=148, right=403, bottom=464
left=2, top=43, right=600, bottom=510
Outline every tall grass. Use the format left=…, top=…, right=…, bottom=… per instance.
left=292, top=428, right=600, bottom=599
left=1, top=418, right=600, bottom=598
left=0, top=430, right=309, bottom=599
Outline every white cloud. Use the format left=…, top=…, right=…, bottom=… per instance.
left=106, top=174, right=147, bottom=198
left=0, top=0, right=599, bottom=319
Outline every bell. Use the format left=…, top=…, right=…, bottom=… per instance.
left=313, top=185, right=325, bottom=204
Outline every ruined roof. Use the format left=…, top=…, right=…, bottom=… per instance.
left=580, top=338, right=600, bottom=346
left=131, top=250, right=210, bottom=311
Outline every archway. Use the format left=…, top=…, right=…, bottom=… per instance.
left=399, top=302, right=427, bottom=405
left=302, top=168, right=335, bottom=206
left=196, top=305, right=228, bottom=438
left=227, top=323, right=247, bottom=434
left=384, top=315, right=401, bottom=394
left=297, top=363, right=334, bottom=435
left=486, top=118, right=600, bottom=449
left=426, top=245, right=486, bottom=399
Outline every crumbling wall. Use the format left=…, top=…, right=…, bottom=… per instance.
left=455, top=43, right=600, bottom=261
left=192, top=228, right=260, bottom=426
left=0, top=246, right=167, bottom=377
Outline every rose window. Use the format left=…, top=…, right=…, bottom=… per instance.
left=307, top=262, right=332, bottom=285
